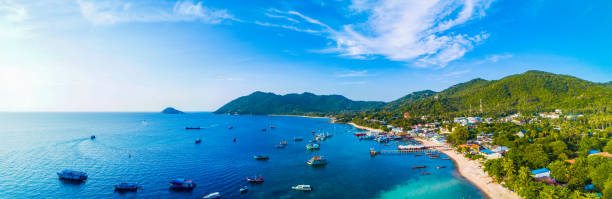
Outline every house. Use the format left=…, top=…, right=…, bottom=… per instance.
left=459, top=144, right=480, bottom=150
left=403, top=112, right=411, bottom=118
left=516, top=131, right=525, bottom=138
left=535, top=177, right=559, bottom=185
left=588, top=150, right=602, bottom=155
left=588, top=152, right=612, bottom=159
left=480, top=149, right=501, bottom=159
left=492, top=146, right=510, bottom=153
left=531, top=168, right=551, bottom=178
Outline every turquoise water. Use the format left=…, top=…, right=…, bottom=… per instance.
left=0, top=112, right=485, bottom=198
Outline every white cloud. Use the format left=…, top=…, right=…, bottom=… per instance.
left=336, top=70, right=373, bottom=77
left=486, top=53, right=513, bottom=62
left=340, top=80, right=368, bottom=85
left=0, top=0, right=31, bottom=39
left=266, top=0, right=495, bottom=67
left=77, top=0, right=235, bottom=25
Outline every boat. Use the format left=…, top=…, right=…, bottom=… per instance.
left=57, top=170, right=88, bottom=181
left=228, top=126, right=233, bottom=129
left=90, top=135, right=96, bottom=139
left=437, top=166, right=446, bottom=169
left=246, top=176, right=264, bottom=183
left=270, top=125, right=275, bottom=129
left=442, top=158, right=451, bottom=160
left=306, top=143, right=320, bottom=150
left=203, top=192, right=221, bottom=199
left=294, top=137, right=303, bottom=141
left=415, top=154, right=423, bottom=156
left=325, top=132, right=333, bottom=137
left=430, top=156, right=440, bottom=159
left=253, top=155, right=269, bottom=160
left=275, top=145, right=286, bottom=148
left=412, top=166, right=426, bottom=169
left=425, top=153, right=434, bottom=155
left=359, top=135, right=375, bottom=140
left=422, top=173, right=431, bottom=175
left=195, top=139, right=202, bottom=144
left=239, top=186, right=248, bottom=193
left=261, top=128, right=267, bottom=132
left=114, top=182, right=140, bottom=192
left=185, top=127, right=201, bottom=130
left=292, top=184, right=312, bottom=191
left=280, top=141, right=288, bottom=145
left=169, top=178, right=196, bottom=190
left=354, top=133, right=366, bottom=137
left=307, top=156, right=328, bottom=166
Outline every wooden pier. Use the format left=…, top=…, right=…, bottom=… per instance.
left=370, top=145, right=448, bottom=156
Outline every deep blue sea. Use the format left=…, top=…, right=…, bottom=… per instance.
left=0, top=112, right=486, bottom=199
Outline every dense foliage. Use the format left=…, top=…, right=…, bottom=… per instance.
left=214, top=91, right=385, bottom=115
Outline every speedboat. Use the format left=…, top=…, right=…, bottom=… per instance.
left=114, top=182, right=139, bottom=192
left=280, top=141, right=288, bottom=145
left=195, top=139, right=202, bottom=144
left=294, top=137, right=303, bottom=141
left=239, top=186, right=248, bottom=193
left=57, top=170, right=88, bottom=181
left=437, top=166, right=446, bottom=169
left=422, top=173, right=431, bottom=175
left=292, top=184, right=312, bottom=191
left=185, top=127, right=201, bottom=130
left=253, top=155, right=269, bottom=160
left=228, top=126, right=233, bottom=130
left=412, top=166, right=426, bottom=169
left=203, top=192, right=221, bottom=199
left=246, top=176, right=264, bottom=183
left=275, top=145, right=286, bottom=148
left=307, top=156, right=328, bottom=166
left=261, top=129, right=267, bottom=132
left=90, top=135, right=96, bottom=139
left=169, top=179, right=196, bottom=190
left=306, top=144, right=320, bottom=150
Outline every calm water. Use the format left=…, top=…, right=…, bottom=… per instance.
left=0, top=113, right=485, bottom=199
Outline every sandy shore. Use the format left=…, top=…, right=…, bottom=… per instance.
left=347, top=122, right=383, bottom=132
left=417, top=138, right=521, bottom=199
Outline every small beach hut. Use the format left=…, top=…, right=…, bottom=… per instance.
left=531, top=168, right=551, bottom=178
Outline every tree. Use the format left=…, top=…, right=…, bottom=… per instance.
left=604, top=139, right=612, bottom=153
left=603, top=178, right=612, bottom=199
left=448, top=126, right=470, bottom=144
left=549, top=140, right=568, bottom=160
left=484, top=159, right=505, bottom=183
left=548, top=160, right=570, bottom=183
left=523, top=144, right=550, bottom=168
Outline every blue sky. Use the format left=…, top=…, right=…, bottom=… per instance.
left=0, top=0, right=611, bottom=111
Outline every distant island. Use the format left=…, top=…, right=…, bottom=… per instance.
left=161, top=107, right=184, bottom=114
left=214, top=91, right=385, bottom=115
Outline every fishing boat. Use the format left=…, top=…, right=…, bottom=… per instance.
left=412, top=166, right=426, bottom=169
left=246, top=176, right=264, bottom=183
left=261, top=128, right=267, bottom=132
left=57, top=170, right=88, bottom=181
left=425, top=153, right=435, bottom=155
left=442, top=158, right=451, bottom=160
left=306, top=143, right=320, bottom=150
left=430, top=156, right=440, bottom=159
left=354, top=133, right=367, bottom=137
left=185, top=127, right=201, bottom=130
left=307, top=156, right=328, bottom=166
left=415, top=154, right=423, bottom=156
left=114, top=182, right=140, bottom=192
left=228, top=126, right=233, bottom=129
left=253, top=155, right=269, bottom=160
left=169, top=179, right=196, bottom=190
left=239, top=186, right=248, bottom=193
left=292, top=185, right=312, bottom=191
left=294, top=137, right=303, bottom=141
left=195, top=139, right=202, bottom=144
left=203, top=192, right=221, bottom=199
left=90, top=135, right=96, bottom=139
left=275, top=144, right=286, bottom=149
left=422, top=173, right=431, bottom=175
left=270, top=125, right=275, bottom=129
left=280, top=141, right=288, bottom=145
left=437, top=166, right=446, bottom=169
left=359, top=135, right=375, bottom=140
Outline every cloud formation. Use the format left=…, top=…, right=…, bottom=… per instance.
left=336, top=70, right=373, bottom=78
left=77, top=0, right=234, bottom=25
left=265, top=0, right=495, bottom=67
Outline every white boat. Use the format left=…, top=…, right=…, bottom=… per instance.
left=203, top=192, right=221, bottom=198
left=292, top=184, right=312, bottom=191
left=239, top=186, right=248, bottom=193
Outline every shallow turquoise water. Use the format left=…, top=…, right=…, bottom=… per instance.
left=0, top=112, right=485, bottom=198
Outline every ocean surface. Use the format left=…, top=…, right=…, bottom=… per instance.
left=0, top=112, right=486, bottom=199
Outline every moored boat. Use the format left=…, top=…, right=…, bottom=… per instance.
left=114, top=182, right=139, bottom=192
left=275, top=144, right=286, bottom=148
left=185, top=127, right=201, bottom=130
left=437, top=166, right=446, bottom=169
left=306, top=143, right=320, bottom=150
left=422, top=173, right=431, bottom=175
left=294, top=137, right=303, bottom=141
left=246, top=176, right=264, bottom=183
left=169, top=178, right=196, bottom=190
left=412, top=166, right=426, bottom=169
left=90, top=135, right=96, bottom=139
left=261, top=128, right=267, bottom=132
left=307, top=156, right=328, bottom=166
left=354, top=133, right=367, bottom=136
left=292, top=184, right=312, bottom=191
left=442, top=158, right=451, bottom=160
left=203, top=192, right=221, bottom=199
left=280, top=141, right=288, bottom=145
left=195, top=139, right=202, bottom=144
left=57, top=170, right=88, bottom=181
left=239, top=186, right=248, bottom=193
left=253, top=155, right=269, bottom=160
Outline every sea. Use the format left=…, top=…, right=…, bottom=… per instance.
left=0, top=112, right=486, bottom=199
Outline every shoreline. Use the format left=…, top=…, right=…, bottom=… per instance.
left=416, top=138, right=521, bottom=199
left=268, top=114, right=333, bottom=120
left=345, top=122, right=519, bottom=199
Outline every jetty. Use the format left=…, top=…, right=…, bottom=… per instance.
left=369, top=144, right=446, bottom=156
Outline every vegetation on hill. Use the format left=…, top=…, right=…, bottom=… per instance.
left=161, top=107, right=184, bottom=114
left=214, top=91, right=385, bottom=115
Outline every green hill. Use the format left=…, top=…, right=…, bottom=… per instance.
left=161, top=107, right=184, bottom=114
left=214, top=91, right=385, bottom=115
left=388, top=70, right=612, bottom=117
